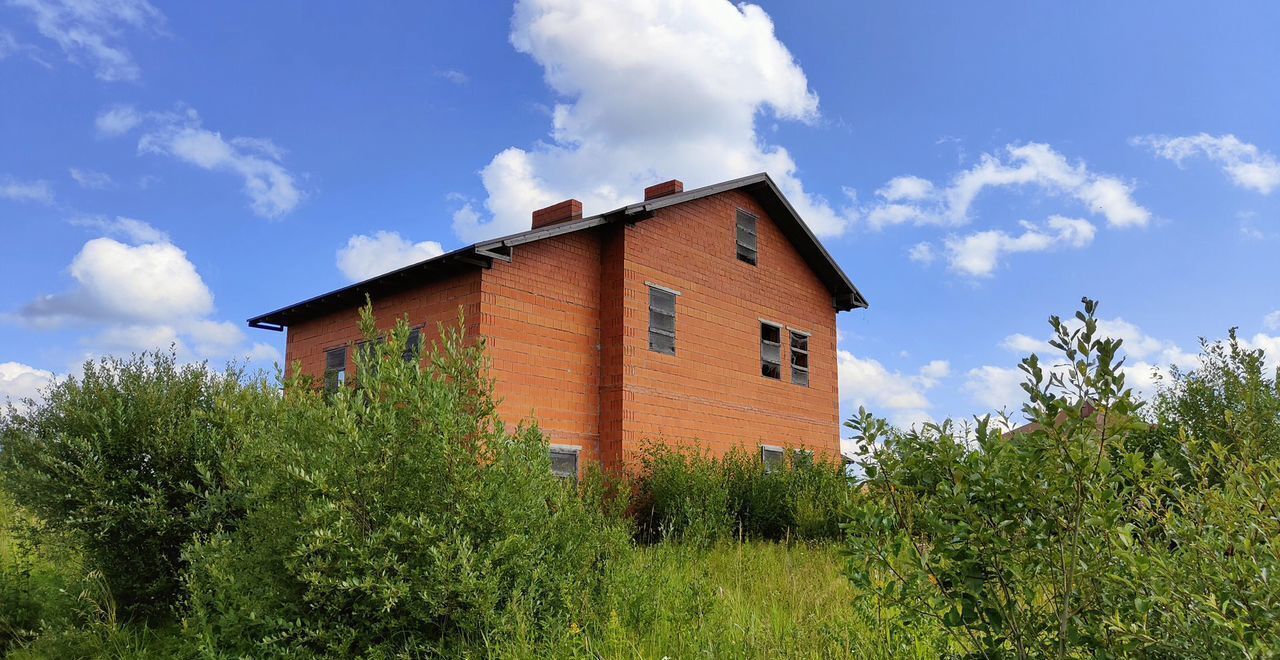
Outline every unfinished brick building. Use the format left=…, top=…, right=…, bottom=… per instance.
left=249, top=173, right=867, bottom=478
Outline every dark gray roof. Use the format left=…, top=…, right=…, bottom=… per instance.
left=248, top=172, right=867, bottom=330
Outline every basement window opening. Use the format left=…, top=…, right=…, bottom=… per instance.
left=550, top=445, right=580, bottom=484
left=736, top=210, right=758, bottom=265
left=761, top=322, right=782, bottom=379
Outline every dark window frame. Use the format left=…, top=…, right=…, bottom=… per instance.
left=550, top=445, right=580, bottom=484
left=648, top=284, right=678, bottom=355
left=760, top=321, right=782, bottom=379
left=324, top=346, right=347, bottom=394
left=736, top=209, right=758, bottom=265
left=356, top=336, right=385, bottom=380
left=403, top=326, right=422, bottom=364
left=789, top=329, right=810, bottom=387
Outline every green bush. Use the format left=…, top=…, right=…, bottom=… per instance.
left=845, top=298, right=1280, bottom=657
left=1136, top=329, right=1280, bottom=483
left=181, top=307, right=629, bottom=656
left=0, top=351, right=273, bottom=621
left=631, top=442, right=852, bottom=544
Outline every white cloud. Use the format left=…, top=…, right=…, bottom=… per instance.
left=0, top=175, right=54, bottom=204
left=907, top=241, right=935, bottom=264
left=839, top=349, right=949, bottom=428
left=69, top=167, right=114, bottom=189
left=22, top=237, right=213, bottom=325
left=1264, top=310, right=1280, bottom=332
left=452, top=0, right=852, bottom=243
left=1135, top=133, right=1280, bottom=195
left=944, top=215, right=1096, bottom=277
left=99, top=104, right=304, bottom=218
left=336, top=231, right=446, bottom=281
left=1000, top=333, right=1049, bottom=354
left=95, top=104, right=141, bottom=136
left=0, top=362, right=56, bottom=405
left=71, top=216, right=169, bottom=244
left=9, top=0, right=163, bottom=82
left=962, top=365, right=1025, bottom=412
left=877, top=175, right=934, bottom=202
left=19, top=222, right=279, bottom=366
left=867, top=142, right=1150, bottom=229
left=1241, top=333, right=1280, bottom=374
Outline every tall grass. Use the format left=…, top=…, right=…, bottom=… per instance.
left=492, top=541, right=945, bottom=658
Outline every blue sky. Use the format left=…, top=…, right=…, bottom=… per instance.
left=2, top=1, right=1278, bottom=434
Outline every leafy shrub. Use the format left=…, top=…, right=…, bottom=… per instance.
left=632, top=442, right=851, bottom=544
left=0, top=352, right=273, bottom=621
left=845, top=298, right=1280, bottom=657
left=1136, top=329, right=1280, bottom=482
left=181, top=307, right=629, bottom=656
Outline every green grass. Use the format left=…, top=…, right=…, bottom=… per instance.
left=4, top=492, right=942, bottom=658
left=495, top=541, right=945, bottom=658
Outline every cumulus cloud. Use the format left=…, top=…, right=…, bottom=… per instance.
left=452, top=0, right=852, bottom=243
left=98, top=104, right=304, bottom=218
left=1265, top=310, right=1280, bottom=332
left=0, top=362, right=56, bottom=405
left=944, top=215, right=1096, bottom=277
left=866, top=142, right=1150, bottom=230
left=69, top=167, right=114, bottom=189
left=1135, top=133, right=1280, bottom=195
left=17, top=218, right=277, bottom=365
left=0, top=175, right=54, bottom=204
left=336, top=231, right=446, bottom=281
left=22, top=237, right=213, bottom=325
left=839, top=349, right=949, bottom=428
left=9, top=0, right=164, bottom=82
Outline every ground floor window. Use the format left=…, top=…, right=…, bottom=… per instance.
left=760, top=444, right=785, bottom=472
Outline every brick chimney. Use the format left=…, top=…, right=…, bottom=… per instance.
left=531, top=199, right=583, bottom=229
left=644, top=179, right=684, bottom=200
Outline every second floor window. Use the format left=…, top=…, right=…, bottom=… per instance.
left=736, top=210, right=758, bottom=265
left=648, top=285, right=677, bottom=355
left=324, top=346, right=346, bottom=393
left=761, top=322, right=782, bottom=379
left=790, top=330, right=810, bottom=387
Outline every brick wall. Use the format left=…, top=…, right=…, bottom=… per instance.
left=613, top=189, right=840, bottom=465
left=283, top=270, right=482, bottom=383
left=481, top=230, right=605, bottom=466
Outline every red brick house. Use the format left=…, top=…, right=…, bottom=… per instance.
left=249, top=173, right=867, bottom=478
